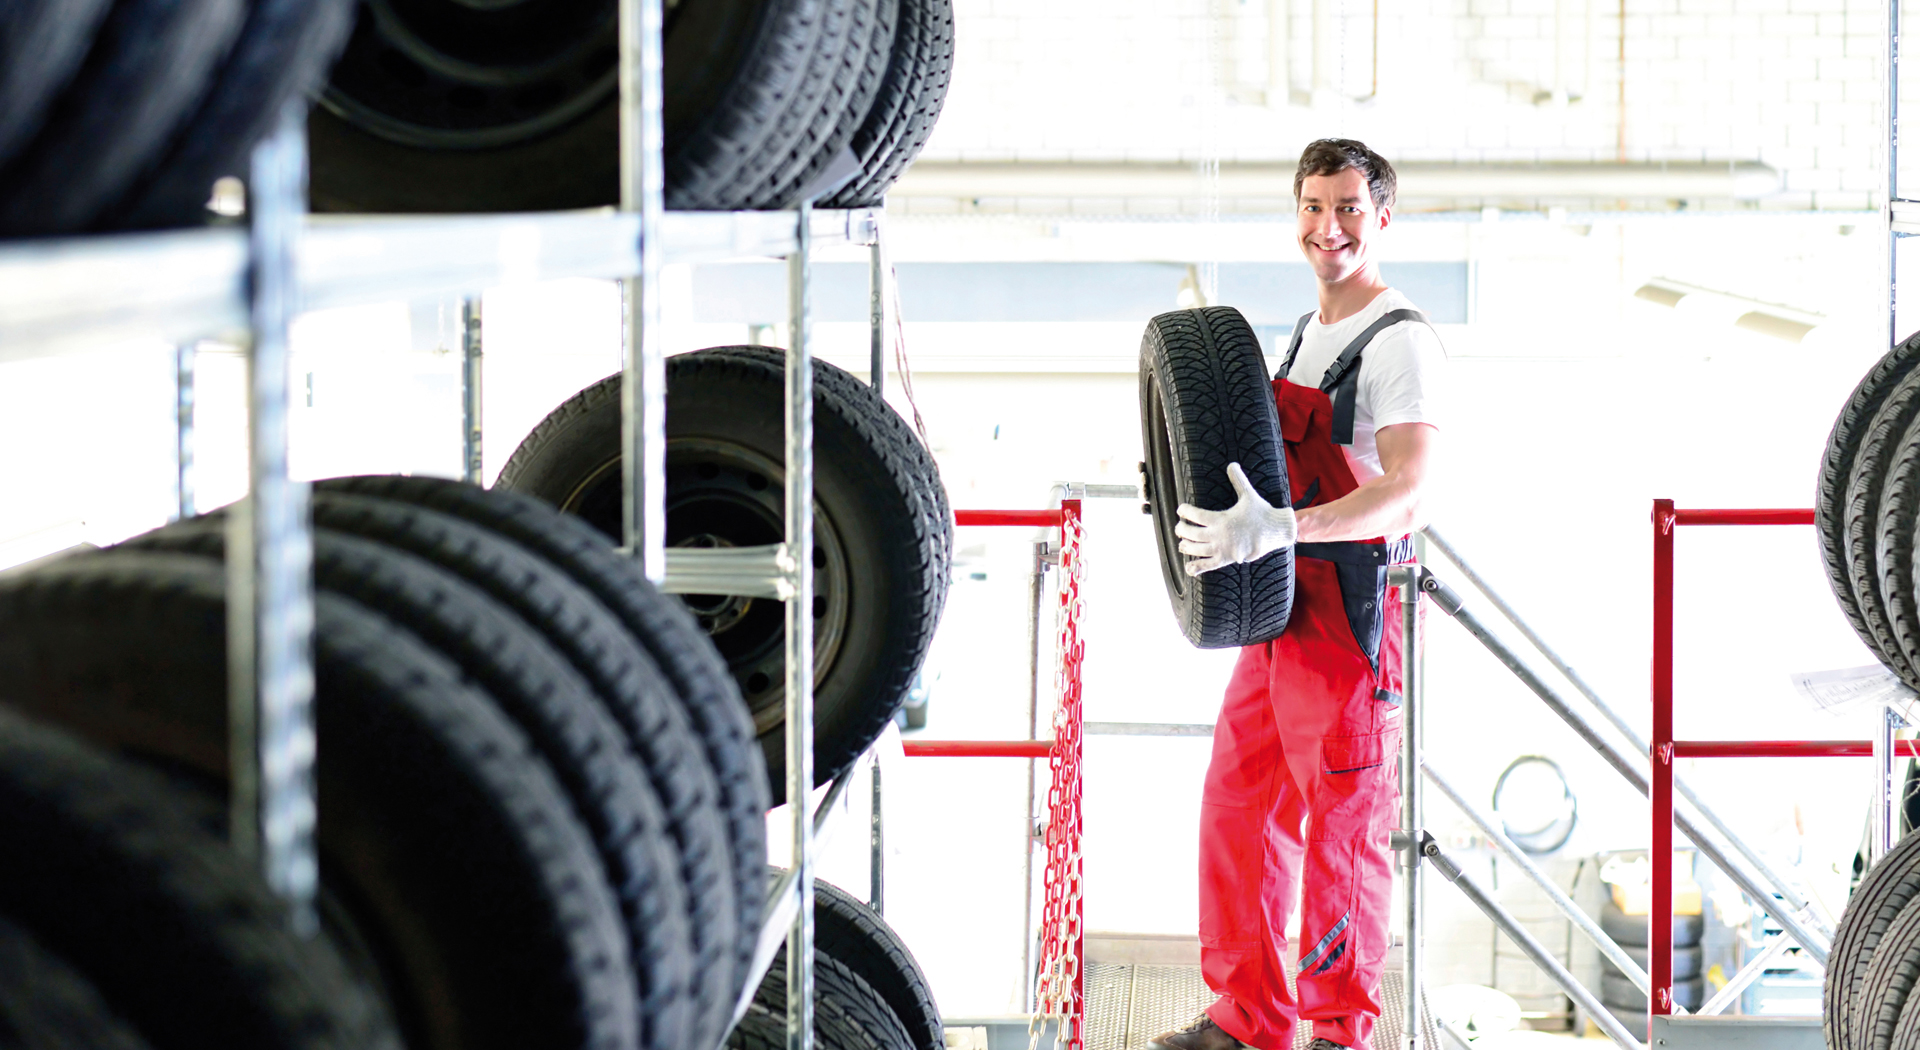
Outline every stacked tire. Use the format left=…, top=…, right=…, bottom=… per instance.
left=1137, top=306, right=1296, bottom=649
left=1828, top=834, right=1920, bottom=1050
left=0, top=708, right=399, bottom=1050
left=0, top=476, right=770, bottom=1050
left=309, top=0, right=954, bottom=213
left=731, top=876, right=942, bottom=1050
left=1817, top=332, right=1920, bottom=690
left=1592, top=900, right=1705, bottom=1037
left=0, top=0, right=355, bottom=236
left=497, top=345, right=952, bottom=800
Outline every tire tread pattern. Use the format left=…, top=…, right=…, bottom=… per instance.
left=813, top=878, right=942, bottom=1050
left=1841, top=366, right=1920, bottom=687
left=821, top=0, right=953, bottom=208
left=0, top=553, right=637, bottom=1050
left=313, top=474, right=770, bottom=1021
left=1818, top=333, right=1920, bottom=664
left=0, top=678, right=402, bottom=1050
left=295, top=493, right=737, bottom=1044
left=1828, top=831, right=1920, bottom=1050
left=1140, top=307, right=1293, bottom=648
left=121, top=519, right=699, bottom=1050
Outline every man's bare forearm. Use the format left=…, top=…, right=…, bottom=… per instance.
left=1294, top=471, right=1424, bottom=542
left=1294, top=422, right=1437, bottom=543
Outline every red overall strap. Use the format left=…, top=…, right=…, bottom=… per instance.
left=1272, top=334, right=1414, bottom=673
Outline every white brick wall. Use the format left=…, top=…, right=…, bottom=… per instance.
left=913, top=0, right=1917, bottom=212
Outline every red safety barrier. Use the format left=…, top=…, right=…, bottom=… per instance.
left=1672, top=740, right=1920, bottom=759
left=955, top=509, right=1066, bottom=528
left=1667, top=508, right=1816, bottom=527
left=1650, top=499, right=1834, bottom=1021
left=903, top=739, right=1055, bottom=758
left=912, top=502, right=1085, bottom=1050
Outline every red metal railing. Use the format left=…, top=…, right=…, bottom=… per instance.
left=905, top=502, right=1084, bottom=1050
left=901, top=506, right=1071, bottom=761
left=1650, top=499, right=1873, bottom=1021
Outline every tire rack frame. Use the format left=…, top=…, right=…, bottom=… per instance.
left=1647, top=502, right=1914, bottom=1037
left=898, top=501, right=1088, bottom=1050
left=0, top=0, right=894, bottom=1041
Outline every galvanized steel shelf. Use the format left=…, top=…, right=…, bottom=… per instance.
left=0, top=206, right=879, bottom=364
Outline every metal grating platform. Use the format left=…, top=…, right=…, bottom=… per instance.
left=1083, top=961, right=1439, bottom=1050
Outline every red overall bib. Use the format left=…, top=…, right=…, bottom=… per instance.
left=1199, top=309, right=1424, bottom=1050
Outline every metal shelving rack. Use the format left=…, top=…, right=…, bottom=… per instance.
left=0, top=0, right=891, bottom=1041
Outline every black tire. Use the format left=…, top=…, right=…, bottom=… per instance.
left=309, top=97, right=619, bottom=213
left=1859, top=899, right=1920, bottom=1050
left=1843, top=365, right=1920, bottom=688
left=1881, top=411, right=1920, bottom=692
left=293, top=492, right=738, bottom=1043
left=0, top=0, right=116, bottom=170
left=1138, top=307, right=1294, bottom=649
left=0, top=0, right=246, bottom=236
left=311, top=473, right=768, bottom=1016
left=695, top=344, right=951, bottom=583
left=734, top=948, right=915, bottom=1050
left=1600, top=971, right=1703, bottom=1011
left=820, top=0, right=953, bottom=208
left=497, top=348, right=950, bottom=797
left=1888, top=978, right=1920, bottom=1050
left=0, top=553, right=637, bottom=1050
left=665, top=0, right=866, bottom=210
left=1598, top=1001, right=1646, bottom=1042
left=119, top=518, right=699, bottom=1050
left=813, top=878, right=942, bottom=1050
left=106, top=0, right=356, bottom=230
left=312, top=0, right=874, bottom=211
left=1620, top=943, right=1703, bottom=981
left=752, top=0, right=895, bottom=209
left=0, top=705, right=401, bottom=1050
left=1597, top=900, right=1704, bottom=948
left=0, top=913, right=153, bottom=1050
left=1819, top=333, right=1920, bottom=668
left=1833, top=834, right=1920, bottom=1050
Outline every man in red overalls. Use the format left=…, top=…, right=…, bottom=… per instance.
left=1150, top=140, right=1445, bottom=1050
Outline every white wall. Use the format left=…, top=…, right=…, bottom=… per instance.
left=911, top=0, right=1907, bottom=213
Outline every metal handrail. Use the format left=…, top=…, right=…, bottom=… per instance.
left=1422, top=525, right=1837, bottom=942
left=1647, top=500, right=1892, bottom=1024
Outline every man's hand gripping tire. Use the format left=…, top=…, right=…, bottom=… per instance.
left=1175, top=462, right=1298, bottom=576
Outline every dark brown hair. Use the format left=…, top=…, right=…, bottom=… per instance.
left=1292, top=138, right=1397, bottom=210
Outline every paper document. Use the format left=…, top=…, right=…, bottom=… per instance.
left=1788, top=664, right=1918, bottom=717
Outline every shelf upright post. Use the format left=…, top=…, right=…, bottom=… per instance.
left=1390, top=564, right=1424, bottom=1050
left=619, top=0, right=667, bottom=582
left=787, top=198, right=817, bottom=1050
left=870, top=750, right=884, bottom=915
left=462, top=297, right=483, bottom=485
left=1889, top=0, right=1902, bottom=347
left=174, top=342, right=196, bottom=521
left=229, top=101, right=319, bottom=935
left=1873, top=704, right=1905, bottom=863
left=868, top=213, right=887, bottom=394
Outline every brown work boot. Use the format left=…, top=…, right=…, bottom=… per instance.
left=1146, top=1014, right=1247, bottom=1050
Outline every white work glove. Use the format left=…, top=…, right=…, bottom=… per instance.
left=1175, top=462, right=1297, bottom=576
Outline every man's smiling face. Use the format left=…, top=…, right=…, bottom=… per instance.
left=1296, top=168, right=1391, bottom=285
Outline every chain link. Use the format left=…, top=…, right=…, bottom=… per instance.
left=1029, top=501, right=1086, bottom=1050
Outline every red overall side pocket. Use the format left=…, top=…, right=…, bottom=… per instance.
left=1311, top=729, right=1401, bottom=841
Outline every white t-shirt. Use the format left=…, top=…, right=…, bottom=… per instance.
left=1280, top=288, right=1446, bottom=481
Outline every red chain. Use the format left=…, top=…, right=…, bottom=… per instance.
left=1031, top=500, right=1086, bottom=1050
